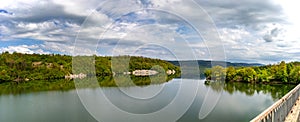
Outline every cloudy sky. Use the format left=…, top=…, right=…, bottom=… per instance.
left=0, top=0, right=299, bottom=64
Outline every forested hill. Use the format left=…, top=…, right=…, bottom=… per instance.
left=168, top=60, right=262, bottom=67
left=0, top=52, right=180, bottom=83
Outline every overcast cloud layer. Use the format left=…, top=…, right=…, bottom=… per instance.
left=0, top=0, right=299, bottom=64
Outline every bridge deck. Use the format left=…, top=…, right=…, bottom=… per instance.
left=285, top=96, right=300, bottom=122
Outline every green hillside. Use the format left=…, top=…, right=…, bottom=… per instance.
left=0, top=52, right=180, bottom=83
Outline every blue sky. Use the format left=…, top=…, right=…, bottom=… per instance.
left=0, top=0, right=299, bottom=64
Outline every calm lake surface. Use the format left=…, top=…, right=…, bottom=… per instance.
left=0, top=78, right=295, bottom=122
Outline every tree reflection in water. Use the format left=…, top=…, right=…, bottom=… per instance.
left=0, top=74, right=178, bottom=95
left=204, top=81, right=296, bottom=100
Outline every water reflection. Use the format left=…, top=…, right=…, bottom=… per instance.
left=0, top=78, right=296, bottom=122
left=178, top=80, right=295, bottom=122
left=205, top=81, right=295, bottom=100
left=0, top=75, right=177, bottom=95
left=98, top=74, right=175, bottom=87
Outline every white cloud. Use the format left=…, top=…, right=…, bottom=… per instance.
left=0, top=0, right=299, bottom=63
left=42, top=42, right=95, bottom=55
left=52, top=0, right=101, bottom=16
left=0, top=44, right=50, bottom=54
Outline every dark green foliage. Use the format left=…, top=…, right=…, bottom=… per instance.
left=274, top=61, right=288, bottom=82
left=0, top=52, right=180, bottom=86
left=257, top=69, right=270, bottom=82
left=204, top=61, right=300, bottom=84
left=0, top=52, right=72, bottom=82
left=236, top=67, right=257, bottom=82
left=289, top=67, right=300, bottom=83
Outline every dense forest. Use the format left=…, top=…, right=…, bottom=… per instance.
left=204, top=61, right=300, bottom=84
left=0, top=52, right=180, bottom=83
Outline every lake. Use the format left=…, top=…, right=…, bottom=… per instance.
left=0, top=78, right=295, bottom=122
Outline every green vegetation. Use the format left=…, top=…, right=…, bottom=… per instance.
left=205, top=81, right=296, bottom=100
left=0, top=52, right=180, bottom=94
left=0, top=52, right=73, bottom=82
left=204, top=61, right=300, bottom=84
left=0, top=52, right=179, bottom=82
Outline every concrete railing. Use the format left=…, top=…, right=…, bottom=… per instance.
left=251, top=84, right=300, bottom=122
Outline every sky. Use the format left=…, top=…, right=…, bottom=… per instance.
left=0, top=0, right=299, bottom=64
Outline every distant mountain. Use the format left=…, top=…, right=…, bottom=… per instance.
left=166, top=60, right=263, bottom=79
left=167, top=60, right=263, bottom=68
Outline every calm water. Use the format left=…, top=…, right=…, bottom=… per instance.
left=0, top=78, right=295, bottom=122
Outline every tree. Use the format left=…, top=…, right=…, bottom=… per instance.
left=257, top=69, right=270, bottom=82
left=226, top=66, right=236, bottom=82
left=289, top=67, right=300, bottom=83
left=210, top=66, right=226, bottom=81
left=275, top=61, right=288, bottom=82
left=204, top=68, right=212, bottom=80
left=236, top=67, right=257, bottom=82
left=287, top=63, right=295, bottom=81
